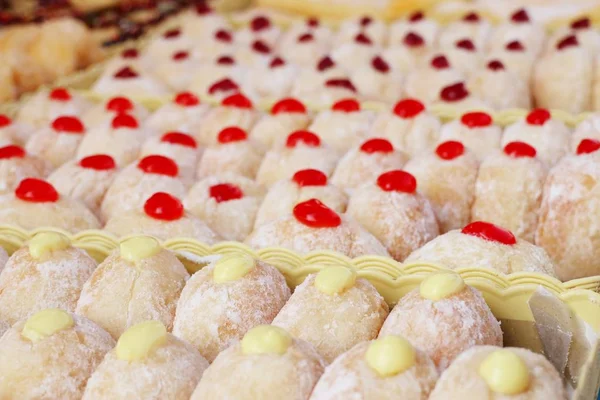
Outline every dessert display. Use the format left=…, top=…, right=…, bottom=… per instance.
left=347, top=170, right=439, bottom=261
left=250, top=98, right=311, bottom=148
left=144, top=92, right=209, bottom=137
left=273, top=266, right=389, bottom=363
left=0, top=144, right=50, bottom=193
left=437, top=112, right=502, bottom=161
left=83, top=321, right=209, bottom=400
left=140, top=131, right=201, bottom=180
left=173, top=254, right=290, bottom=362
left=76, top=236, right=189, bottom=338
left=26, top=115, right=88, bottom=168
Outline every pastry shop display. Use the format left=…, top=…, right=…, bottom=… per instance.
left=0, top=178, right=101, bottom=232
left=536, top=139, right=600, bottom=280
left=404, top=141, right=479, bottom=233
left=92, top=65, right=169, bottom=98
left=472, top=142, right=547, bottom=243
left=0, top=144, right=50, bottom=193
left=405, top=221, right=557, bottom=277
left=250, top=98, right=311, bottom=148
left=104, top=192, right=221, bottom=243
left=191, top=324, right=325, bottom=400
left=0, top=309, right=114, bottom=400
left=173, top=254, right=290, bottom=362
left=76, top=235, right=189, bottom=338
left=140, top=132, right=200, bottom=180
left=25, top=115, right=87, bottom=168
left=404, top=54, right=465, bottom=105
left=254, top=169, right=348, bottom=228
left=100, top=154, right=187, bottom=220
left=256, top=130, right=339, bottom=187
left=346, top=170, right=439, bottom=261
left=197, top=126, right=265, bottom=180
left=501, top=108, right=570, bottom=166
left=428, top=346, right=567, bottom=400
left=379, top=272, right=502, bottom=371
left=272, top=266, right=389, bottom=363
left=437, top=111, right=502, bottom=161
left=246, top=198, right=390, bottom=258
left=0, top=232, right=96, bottom=326
left=144, top=92, right=210, bottom=137
left=184, top=173, right=265, bottom=241
left=83, top=320, right=209, bottom=400
left=81, top=96, right=150, bottom=129
left=309, top=335, right=438, bottom=400
left=196, top=93, right=258, bottom=146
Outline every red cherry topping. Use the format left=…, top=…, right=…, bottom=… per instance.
left=106, top=97, right=133, bottom=113
left=293, top=198, right=341, bottom=228
left=195, top=3, right=212, bottom=14
left=461, top=221, right=516, bottom=245
left=377, top=170, right=417, bottom=193
left=504, top=141, right=537, bottom=158
left=409, top=11, right=424, bottom=22
left=307, top=17, right=319, bottom=27
left=576, top=139, right=600, bottom=155
left=218, top=126, right=247, bottom=143
left=221, top=93, right=253, bottom=109
left=215, top=29, right=233, bottom=42
left=403, top=32, right=424, bottom=47
left=137, top=155, right=178, bottom=177
left=506, top=40, right=524, bottom=51
left=463, top=12, right=480, bottom=22
left=511, top=9, right=530, bottom=23
left=0, top=145, right=25, bottom=159
left=440, top=82, right=469, bottom=102
left=360, top=16, right=372, bottom=27
left=461, top=111, right=493, bottom=128
left=209, top=183, right=244, bottom=203
left=355, top=33, right=373, bottom=45
left=456, top=39, right=476, bottom=51
left=269, top=57, right=285, bottom=68
left=393, top=98, right=425, bottom=119
left=49, top=87, right=71, bottom=101
left=436, top=141, right=464, bottom=160
left=557, top=35, right=579, bottom=50
left=360, top=138, right=394, bottom=154
left=332, top=98, right=360, bottom=113
left=217, top=55, right=235, bottom=65
left=51, top=116, right=84, bottom=134
left=298, top=33, right=314, bottom=42
left=325, top=78, right=357, bottom=92
left=571, top=17, right=591, bottom=30
left=172, top=51, right=189, bottom=61
left=121, top=48, right=139, bottom=58
left=252, top=40, right=271, bottom=54
left=164, top=28, right=181, bottom=39
left=272, top=98, right=306, bottom=114
left=208, top=78, right=239, bottom=95
left=161, top=132, right=197, bottom=148
left=144, top=192, right=184, bottom=221
left=79, top=154, right=116, bottom=170
left=0, top=114, right=12, bottom=128
left=114, top=66, right=139, bottom=79
left=526, top=108, right=551, bottom=126
left=15, top=178, right=59, bottom=203
left=293, top=169, right=327, bottom=187
left=111, top=113, right=138, bottom=129
left=431, top=55, right=450, bottom=69
left=371, top=56, right=390, bottom=73
left=487, top=60, right=505, bottom=71
left=251, top=16, right=271, bottom=32
left=174, top=91, right=200, bottom=107
left=286, top=130, right=321, bottom=148
left=317, top=56, right=335, bottom=71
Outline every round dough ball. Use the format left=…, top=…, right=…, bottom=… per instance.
left=308, top=107, right=374, bottom=154
left=25, top=116, right=87, bottom=168
left=195, top=97, right=258, bottom=146
left=144, top=93, right=209, bottom=135
left=81, top=96, right=149, bottom=128
left=17, top=88, right=92, bottom=129
left=250, top=111, right=310, bottom=149
left=437, top=113, right=502, bottom=162
left=0, top=145, right=50, bottom=193
left=140, top=132, right=201, bottom=180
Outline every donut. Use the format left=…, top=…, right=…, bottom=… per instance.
left=249, top=98, right=311, bottom=149
left=25, top=115, right=87, bottom=168
left=81, top=96, right=149, bottom=128
left=144, top=92, right=210, bottom=136
left=141, top=132, right=201, bottom=180
left=467, top=59, right=530, bottom=109
left=404, top=55, right=465, bottom=105
left=0, top=144, right=50, bottom=193
left=92, top=65, right=169, bottom=98
left=488, top=9, right=546, bottom=56
left=17, top=87, right=92, bottom=129
left=437, top=112, right=502, bottom=161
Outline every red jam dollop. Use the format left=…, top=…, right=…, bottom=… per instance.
left=218, top=126, right=248, bottom=143
left=272, top=98, right=306, bottom=114
left=221, top=93, right=253, bottom=109
left=49, top=88, right=71, bottom=101
left=175, top=92, right=200, bottom=107
left=111, top=113, right=138, bottom=129
left=52, top=116, right=85, bottom=134
left=144, top=192, right=184, bottom=221
left=526, top=108, right=551, bottom=126
left=79, top=154, right=117, bottom=170
left=137, top=155, right=179, bottom=177
left=106, top=97, right=133, bottom=113
left=461, top=221, right=517, bottom=245
left=436, top=141, right=464, bottom=160
left=209, top=183, right=244, bottom=203
left=0, top=114, right=12, bottom=128
left=377, top=170, right=417, bottom=193
left=161, top=132, right=197, bottom=148
left=360, top=138, right=394, bottom=154
left=577, top=138, right=600, bottom=155
left=461, top=111, right=493, bottom=128
left=15, top=178, right=59, bottom=203
left=0, top=145, right=25, bottom=159
left=293, top=169, right=328, bottom=187
left=286, top=130, right=321, bottom=148
left=332, top=98, right=360, bottom=113
left=393, top=98, right=425, bottom=119
left=293, top=198, right=341, bottom=228
left=208, top=78, right=239, bottom=95
left=440, top=82, right=469, bottom=102
left=504, top=141, right=537, bottom=158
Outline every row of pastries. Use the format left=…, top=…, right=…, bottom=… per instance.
left=0, top=236, right=567, bottom=399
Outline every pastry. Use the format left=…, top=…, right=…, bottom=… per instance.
left=279, top=27, right=331, bottom=66
left=236, top=15, right=282, bottom=48
left=180, top=3, right=231, bottom=40
left=144, top=27, right=195, bottom=65
left=26, top=115, right=87, bottom=168
left=189, top=57, right=247, bottom=102
left=434, top=81, right=489, bottom=112
left=0, top=144, right=50, bottom=193
left=290, top=55, right=353, bottom=106
left=17, top=87, right=92, bottom=130
left=331, top=32, right=380, bottom=72
left=438, top=12, right=491, bottom=52
left=140, top=132, right=200, bottom=180
left=437, top=111, right=502, bottom=161
left=335, top=16, right=387, bottom=47
left=93, top=65, right=169, bottom=98
left=387, top=13, right=439, bottom=73
left=445, top=38, right=484, bottom=78
left=144, top=92, right=210, bottom=136
left=244, top=55, right=298, bottom=101
left=350, top=55, right=403, bottom=103
left=194, top=27, right=237, bottom=60
left=196, top=93, right=258, bottom=146
left=152, top=49, right=202, bottom=93
left=250, top=98, right=311, bottom=148
left=488, top=8, right=546, bottom=56
left=467, top=59, right=531, bottom=109
left=82, top=96, right=149, bottom=129
left=571, top=114, right=600, bottom=152
left=0, top=114, right=31, bottom=145
left=487, top=40, right=536, bottom=84
left=405, top=54, right=465, bottom=105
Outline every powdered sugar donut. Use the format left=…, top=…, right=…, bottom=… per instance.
left=379, top=272, right=502, bottom=371
left=76, top=236, right=189, bottom=338
left=487, top=40, right=537, bottom=83
left=255, top=169, right=348, bottom=228
left=472, top=142, right=547, bottom=243
left=439, top=12, right=491, bottom=52
left=184, top=174, right=265, bottom=241
left=0, top=310, right=114, bottom=399
left=243, top=56, right=297, bottom=101
left=278, top=28, right=331, bottom=66
left=405, top=141, right=478, bottom=233
left=93, top=65, right=169, bottom=98
left=17, top=87, right=92, bottom=130
left=250, top=98, right=311, bottom=148
left=405, top=222, right=556, bottom=276
left=152, top=49, right=202, bottom=92
left=444, top=38, right=484, bottom=78
left=0, top=232, right=96, bottom=325
left=26, top=115, right=86, bottom=168
left=246, top=198, right=389, bottom=258
left=189, top=58, right=246, bottom=101
left=571, top=114, right=600, bottom=152
left=144, top=92, right=210, bottom=136
left=236, top=15, right=282, bottom=48
left=140, top=132, right=200, bottom=180
left=0, top=114, right=31, bottom=145
left=173, top=254, right=290, bottom=362
left=335, top=16, right=387, bottom=47
left=83, top=321, right=209, bottom=400
left=389, top=11, right=440, bottom=49
left=437, top=111, right=502, bottom=161
left=82, top=96, right=149, bottom=129
left=488, top=8, right=546, bottom=56
left=405, top=54, right=465, bottom=105
left=467, top=59, right=531, bottom=109
left=273, top=266, right=389, bottom=363
left=331, top=138, right=408, bottom=192
left=0, top=145, right=50, bottom=193
left=192, top=325, right=325, bottom=400
left=180, top=3, right=231, bottom=40
left=350, top=55, right=403, bottom=103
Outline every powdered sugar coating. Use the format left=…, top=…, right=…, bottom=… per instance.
left=351, top=64, right=404, bottom=103
left=536, top=152, right=600, bottom=280
left=272, top=274, right=389, bottom=363
left=82, top=99, right=149, bottom=129
left=83, top=333, right=208, bottom=400
left=428, top=346, right=567, bottom=400
left=0, top=154, right=50, bottom=193
left=472, top=151, right=547, bottom=243
left=335, top=17, right=387, bottom=47
left=331, top=42, right=379, bottom=72
left=195, top=106, right=258, bottom=146
left=309, top=339, right=438, bottom=400
left=25, top=125, right=84, bottom=168
left=571, top=113, right=600, bottom=153
left=405, top=63, right=465, bottom=105
left=140, top=135, right=201, bottom=180
left=17, top=89, right=92, bottom=129
left=487, top=48, right=536, bottom=83
left=488, top=20, right=546, bottom=56
left=309, top=110, right=374, bottom=154
left=197, top=140, right=264, bottom=180
left=502, top=119, right=570, bottom=166
left=0, top=245, right=96, bottom=325
left=379, top=285, right=501, bottom=371
left=444, top=45, right=484, bottom=78
left=250, top=113, right=311, bottom=149
left=437, top=119, right=502, bottom=161
left=405, top=149, right=478, bottom=233
left=93, top=70, right=169, bottom=98
left=144, top=102, right=210, bottom=137
left=467, top=65, right=530, bottom=110
left=76, top=248, right=189, bottom=338
left=0, top=312, right=114, bottom=399
left=405, top=230, right=556, bottom=276
left=0, top=247, right=7, bottom=273
left=438, top=19, right=491, bottom=53
left=173, top=259, right=290, bottom=362
left=77, top=125, right=145, bottom=167
left=153, top=52, right=202, bottom=92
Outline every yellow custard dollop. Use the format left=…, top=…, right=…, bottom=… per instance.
left=29, top=232, right=71, bottom=259
left=21, top=309, right=74, bottom=343
left=120, top=236, right=161, bottom=263
left=116, top=320, right=168, bottom=362
left=419, top=272, right=465, bottom=301
left=241, top=325, right=292, bottom=356
left=479, top=350, right=531, bottom=395
left=213, top=253, right=256, bottom=283
left=314, top=265, right=357, bottom=295
left=365, top=336, right=416, bottom=377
